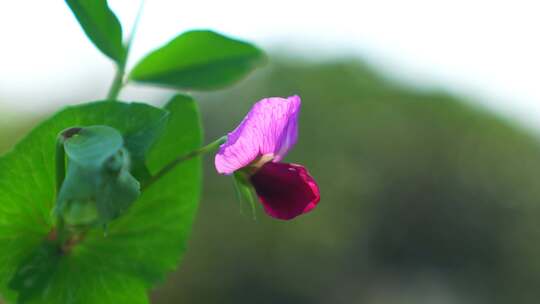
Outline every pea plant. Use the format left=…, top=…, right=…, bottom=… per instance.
left=0, top=1, right=320, bottom=303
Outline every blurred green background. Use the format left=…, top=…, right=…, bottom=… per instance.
left=2, top=57, right=540, bottom=304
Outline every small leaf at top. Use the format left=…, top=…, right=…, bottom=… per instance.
left=66, top=0, right=126, bottom=63
left=129, top=30, right=266, bottom=91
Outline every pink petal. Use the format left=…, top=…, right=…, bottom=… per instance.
left=249, top=162, right=320, bottom=220
left=215, top=95, right=301, bottom=174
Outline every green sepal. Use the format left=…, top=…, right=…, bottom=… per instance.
left=233, top=171, right=257, bottom=219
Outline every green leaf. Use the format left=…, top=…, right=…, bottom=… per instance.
left=63, top=126, right=123, bottom=167
left=8, top=241, right=61, bottom=304
left=66, top=0, right=126, bottom=63
left=0, top=99, right=202, bottom=303
left=130, top=30, right=266, bottom=90
left=57, top=126, right=143, bottom=226
left=93, top=151, right=140, bottom=226
left=124, top=113, right=169, bottom=182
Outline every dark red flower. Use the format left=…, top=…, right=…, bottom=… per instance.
left=250, top=162, right=320, bottom=220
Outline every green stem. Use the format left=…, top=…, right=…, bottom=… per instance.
left=125, top=0, right=145, bottom=55
left=142, top=136, right=227, bottom=191
left=106, top=0, right=145, bottom=100
left=55, top=137, right=66, bottom=195
left=106, top=64, right=125, bottom=100
left=54, top=135, right=68, bottom=247
left=55, top=217, right=68, bottom=247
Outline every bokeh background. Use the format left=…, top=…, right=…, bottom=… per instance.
left=2, top=1, right=540, bottom=304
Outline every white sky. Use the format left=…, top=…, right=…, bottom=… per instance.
left=0, top=0, right=539, bottom=130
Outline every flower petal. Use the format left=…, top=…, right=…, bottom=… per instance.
left=249, top=162, right=320, bottom=220
left=215, top=95, right=301, bottom=174
left=273, top=95, right=300, bottom=162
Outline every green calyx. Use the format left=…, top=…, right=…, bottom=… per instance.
left=232, top=170, right=257, bottom=219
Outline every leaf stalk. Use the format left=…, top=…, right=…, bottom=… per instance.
left=142, top=136, right=227, bottom=190
left=106, top=0, right=145, bottom=100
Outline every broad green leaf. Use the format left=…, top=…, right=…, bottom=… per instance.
left=0, top=98, right=202, bottom=303
left=124, top=113, right=169, bottom=182
left=8, top=241, right=61, bottom=304
left=130, top=30, right=266, bottom=90
left=66, top=0, right=126, bottom=63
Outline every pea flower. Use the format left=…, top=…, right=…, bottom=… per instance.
left=215, top=95, right=320, bottom=220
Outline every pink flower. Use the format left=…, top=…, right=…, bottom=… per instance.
left=215, top=95, right=320, bottom=220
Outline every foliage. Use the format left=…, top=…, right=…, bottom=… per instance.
left=0, top=98, right=203, bottom=303
left=65, top=0, right=125, bottom=63
left=0, top=0, right=265, bottom=303
left=130, top=30, right=266, bottom=90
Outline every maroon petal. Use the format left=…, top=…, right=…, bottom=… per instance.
left=249, top=162, right=320, bottom=220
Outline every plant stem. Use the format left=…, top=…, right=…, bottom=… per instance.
left=142, top=136, right=227, bottom=191
left=54, top=135, right=68, bottom=248
left=55, top=138, right=66, bottom=195
left=125, top=0, right=145, bottom=55
left=106, top=0, right=145, bottom=100
left=106, top=64, right=125, bottom=100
